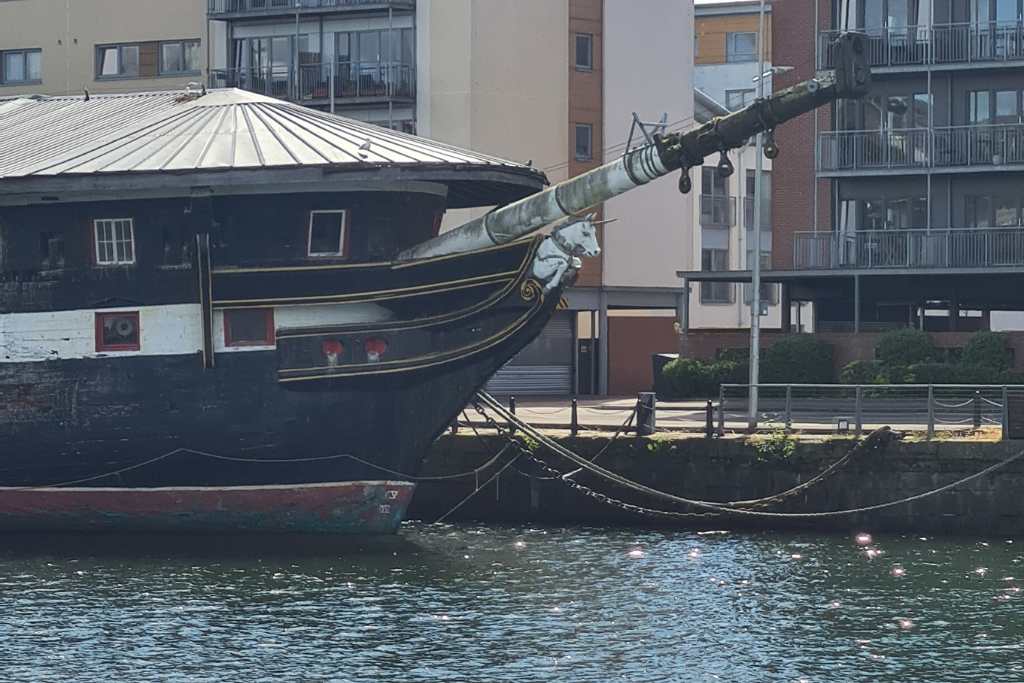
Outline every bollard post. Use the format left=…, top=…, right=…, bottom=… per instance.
left=637, top=392, right=656, bottom=436
left=718, top=385, right=726, bottom=435
left=509, top=395, right=516, bottom=434
left=973, top=390, right=982, bottom=430
left=855, top=385, right=863, bottom=436
left=927, top=385, right=934, bottom=440
left=1002, top=385, right=1009, bottom=441
left=784, top=385, right=793, bottom=433
left=705, top=400, right=714, bottom=439
left=570, top=397, right=579, bottom=437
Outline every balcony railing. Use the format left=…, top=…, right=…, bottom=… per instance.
left=817, top=124, right=1024, bottom=172
left=793, top=228, right=1024, bottom=270
left=700, top=195, right=736, bottom=228
left=209, top=62, right=415, bottom=103
left=818, top=22, right=1024, bottom=69
left=742, top=196, right=771, bottom=231
left=208, top=0, right=412, bottom=15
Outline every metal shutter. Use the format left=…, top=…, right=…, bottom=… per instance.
left=486, top=313, right=573, bottom=396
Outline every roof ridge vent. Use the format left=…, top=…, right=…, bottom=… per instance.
left=176, top=82, right=207, bottom=103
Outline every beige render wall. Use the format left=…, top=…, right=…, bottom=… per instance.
left=602, top=0, right=693, bottom=290
left=0, top=0, right=206, bottom=97
left=417, top=0, right=569, bottom=229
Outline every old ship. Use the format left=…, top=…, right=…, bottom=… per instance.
left=0, top=33, right=869, bottom=534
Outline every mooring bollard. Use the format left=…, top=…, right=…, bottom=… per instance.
left=570, top=397, right=579, bottom=437
left=704, top=400, right=713, bottom=439
left=973, top=390, right=982, bottom=430
left=637, top=392, right=656, bottom=436
left=509, top=395, right=516, bottom=434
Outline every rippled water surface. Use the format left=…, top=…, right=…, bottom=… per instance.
left=1, top=524, right=1023, bottom=682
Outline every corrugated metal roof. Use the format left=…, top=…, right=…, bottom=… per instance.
left=0, top=89, right=544, bottom=183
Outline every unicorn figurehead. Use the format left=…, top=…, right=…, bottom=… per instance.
left=532, top=213, right=606, bottom=292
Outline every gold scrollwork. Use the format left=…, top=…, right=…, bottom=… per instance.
left=556, top=297, right=569, bottom=310
left=520, top=279, right=543, bottom=302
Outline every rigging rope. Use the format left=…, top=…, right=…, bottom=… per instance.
left=476, top=391, right=1024, bottom=520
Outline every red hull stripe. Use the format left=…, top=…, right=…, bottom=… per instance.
left=0, top=481, right=416, bottom=535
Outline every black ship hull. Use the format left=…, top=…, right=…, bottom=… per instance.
left=0, top=238, right=560, bottom=533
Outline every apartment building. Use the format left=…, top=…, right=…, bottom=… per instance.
left=690, top=0, right=782, bottom=332
left=680, top=0, right=1024, bottom=371
left=0, top=0, right=206, bottom=96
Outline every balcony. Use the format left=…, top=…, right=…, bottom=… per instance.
left=742, top=196, right=771, bottom=232
left=700, top=194, right=736, bottom=228
left=818, top=22, right=1024, bottom=70
left=793, top=228, right=1024, bottom=271
left=817, top=124, right=1024, bottom=173
left=208, top=0, right=414, bottom=18
left=209, top=62, right=415, bottom=105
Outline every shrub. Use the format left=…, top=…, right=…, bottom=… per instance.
left=962, top=331, right=1012, bottom=371
left=661, top=357, right=746, bottom=398
left=875, top=328, right=939, bottom=367
left=761, top=336, right=834, bottom=383
left=840, top=360, right=883, bottom=384
left=904, top=362, right=964, bottom=385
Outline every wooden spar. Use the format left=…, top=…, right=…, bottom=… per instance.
left=397, top=31, right=871, bottom=262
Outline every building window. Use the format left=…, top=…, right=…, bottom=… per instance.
left=700, top=248, right=733, bottom=304
left=159, top=40, right=200, bottom=75
left=1, top=49, right=42, bottom=84
left=726, top=32, right=757, bottom=63
left=97, top=44, right=140, bottom=78
left=94, top=218, right=135, bottom=265
left=575, top=123, right=593, bottom=161
left=95, top=311, right=141, bottom=352
left=224, top=308, right=275, bottom=347
left=744, top=252, right=778, bottom=305
left=725, top=89, right=755, bottom=111
left=307, top=210, right=348, bottom=257
left=575, top=33, right=593, bottom=70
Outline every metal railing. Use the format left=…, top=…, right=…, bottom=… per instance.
left=209, top=62, right=415, bottom=102
left=818, top=22, right=1024, bottom=69
left=793, top=227, right=1024, bottom=270
left=208, top=0, right=412, bottom=15
left=700, top=194, right=736, bottom=228
left=818, top=124, right=1024, bottom=172
left=720, top=383, right=1018, bottom=439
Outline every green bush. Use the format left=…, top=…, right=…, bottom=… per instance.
left=962, top=331, right=1012, bottom=371
left=839, top=360, right=883, bottom=384
left=904, top=362, right=964, bottom=385
left=661, top=357, right=746, bottom=398
left=761, top=336, right=835, bottom=383
left=875, top=328, right=939, bottom=367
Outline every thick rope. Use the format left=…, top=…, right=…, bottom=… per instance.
left=477, top=391, right=1024, bottom=519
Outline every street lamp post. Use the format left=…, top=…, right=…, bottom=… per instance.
left=747, top=0, right=767, bottom=432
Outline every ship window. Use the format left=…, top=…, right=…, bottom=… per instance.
left=94, top=218, right=135, bottom=265
left=95, top=311, right=141, bottom=352
left=224, top=308, right=274, bottom=347
left=307, top=210, right=347, bottom=257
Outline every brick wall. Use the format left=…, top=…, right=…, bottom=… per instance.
left=771, top=0, right=831, bottom=269
left=608, top=316, right=679, bottom=395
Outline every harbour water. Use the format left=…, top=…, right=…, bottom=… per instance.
left=1, top=524, right=1022, bottom=682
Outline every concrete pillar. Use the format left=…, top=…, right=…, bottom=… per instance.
left=780, top=284, right=792, bottom=333
left=598, top=290, right=609, bottom=396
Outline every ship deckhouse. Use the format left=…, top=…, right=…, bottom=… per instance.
left=0, top=88, right=545, bottom=368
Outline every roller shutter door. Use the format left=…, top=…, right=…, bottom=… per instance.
left=486, top=313, right=573, bottom=396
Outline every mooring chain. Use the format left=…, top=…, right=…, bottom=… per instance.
left=471, top=397, right=719, bottom=520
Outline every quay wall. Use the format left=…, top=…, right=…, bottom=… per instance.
left=408, top=434, right=1024, bottom=536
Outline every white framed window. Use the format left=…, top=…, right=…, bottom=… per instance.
left=726, top=32, right=757, bottom=63
left=97, top=44, right=140, bottom=78
left=575, top=33, right=593, bottom=70
left=94, top=218, right=136, bottom=265
left=2, top=49, right=42, bottom=84
left=307, top=210, right=348, bottom=257
left=159, top=40, right=201, bottom=75
left=575, top=123, right=593, bottom=161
